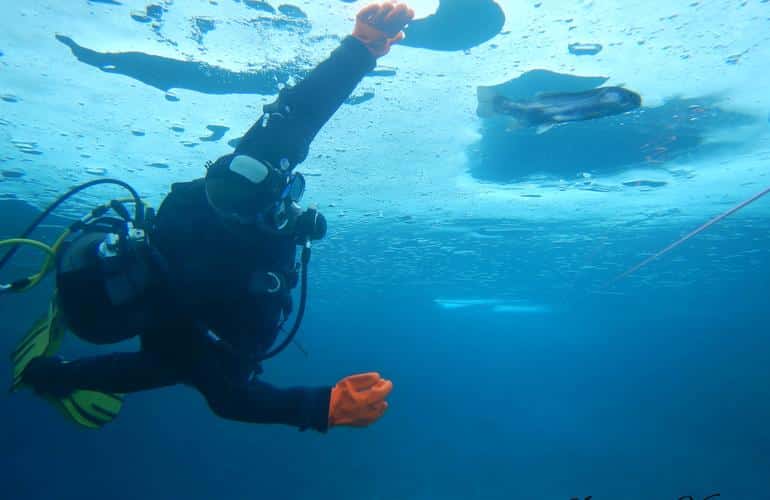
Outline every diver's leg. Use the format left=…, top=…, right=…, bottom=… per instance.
left=22, top=351, right=183, bottom=397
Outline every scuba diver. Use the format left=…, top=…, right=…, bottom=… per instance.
left=1, top=2, right=414, bottom=432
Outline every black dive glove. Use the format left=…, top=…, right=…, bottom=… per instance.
left=294, top=208, right=327, bottom=243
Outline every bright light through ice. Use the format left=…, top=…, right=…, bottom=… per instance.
left=0, top=0, right=768, bottom=228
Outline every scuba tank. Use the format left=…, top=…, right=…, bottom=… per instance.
left=56, top=224, right=158, bottom=345
left=0, top=178, right=160, bottom=345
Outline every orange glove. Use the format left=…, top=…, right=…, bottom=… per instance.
left=328, top=372, right=393, bottom=428
left=352, top=2, right=415, bottom=58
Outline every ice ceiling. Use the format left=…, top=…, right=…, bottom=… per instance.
left=1, top=0, right=769, bottom=227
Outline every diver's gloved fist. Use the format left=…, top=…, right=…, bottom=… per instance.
left=352, top=2, right=415, bottom=57
left=328, top=372, right=393, bottom=428
left=294, top=208, right=327, bottom=243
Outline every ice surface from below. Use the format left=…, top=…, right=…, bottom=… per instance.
left=0, top=0, right=768, bottom=227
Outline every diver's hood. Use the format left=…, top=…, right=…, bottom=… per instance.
left=205, top=154, right=284, bottom=222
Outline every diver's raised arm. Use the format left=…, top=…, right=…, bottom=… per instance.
left=234, top=2, right=414, bottom=170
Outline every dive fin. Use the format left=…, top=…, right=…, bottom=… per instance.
left=53, top=390, right=124, bottom=429
left=11, top=298, right=124, bottom=429
left=11, top=302, right=65, bottom=390
left=536, top=124, right=556, bottom=135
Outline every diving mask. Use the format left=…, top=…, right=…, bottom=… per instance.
left=205, top=154, right=305, bottom=231
left=266, top=171, right=306, bottom=230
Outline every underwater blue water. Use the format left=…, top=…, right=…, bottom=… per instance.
left=2, top=203, right=770, bottom=499
left=2, top=1, right=770, bottom=499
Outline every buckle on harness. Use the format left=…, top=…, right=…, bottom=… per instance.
left=265, top=272, right=281, bottom=294
left=249, top=269, right=298, bottom=295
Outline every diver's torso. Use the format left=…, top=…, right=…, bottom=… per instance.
left=151, top=178, right=296, bottom=353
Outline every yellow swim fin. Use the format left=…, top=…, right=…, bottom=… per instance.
left=11, top=298, right=124, bottom=429
left=54, top=390, right=124, bottom=430
left=11, top=301, right=65, bottom=390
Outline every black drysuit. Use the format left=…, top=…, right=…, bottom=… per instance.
left=39, top=36, right=376, bottom=433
